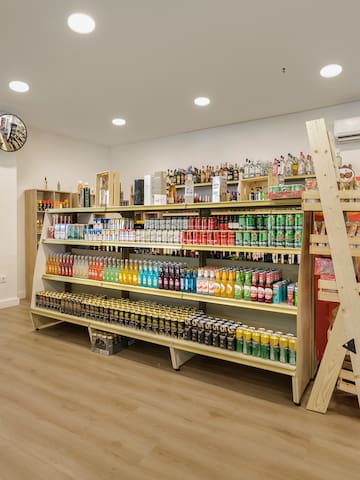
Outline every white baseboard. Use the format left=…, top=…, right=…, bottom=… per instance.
left=0, top=297, right=20, bottom=309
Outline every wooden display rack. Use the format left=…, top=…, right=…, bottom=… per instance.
left=303, top=118, right=360, bottom=413
left=95, top=171, right=120, bottom=207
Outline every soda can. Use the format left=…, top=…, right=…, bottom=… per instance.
left=289, top=336, right=297, bottom=365
left=279, top=335, right=289, bottom=363
left=294, top=284, right=298, bottom=307
left=266, top=214, right=276, bottom=230
left=285, top=229, right=294, bottom=248
left=267, top=230, right=275, bottom=247
left=235, top=231, right=243, bottom=246
left=195, top=218, right=201, bottom=230
left=236, top=326, right=244, bottom=353
left=276, top=215, right=285, bottom=229
left=186, top=230, right=192, bottom=244
left=252, top=330, right=261, bottom=357
left=213, top=231, right=220, bottom=245
left=220, top=231, right=228, bottom=245
left=238, top=215, right=246, bottom=230
left=250, top=231, right=259, bottom=247
left=245, top=215, right=255, bottom=230
left=193, top=231, right=200, bottom=244
left=243, top=231, right=251, bottom=246
left=201, top=218, right=208, bottom=230
left=200, top=231, right=208, bottom=244
left=258, top=231, right=267, bottom=247
left=294, top=213, right=303, bottom=228
left=285, top=214, right=295, bottom=230
left=294, top=229, right=302, bottom=248
left=243, top=328, right=252, bottom=355
left=260, top=332, right=270, bottom=359
left=228, top=231, right=235, bottom=246
left=275, top=229, right=285, bottom=247
left=256, top=215, right=265, bottom=230
left=270, top=334, right=280, bottom=361
left=207, top=231, right=214, bottom=245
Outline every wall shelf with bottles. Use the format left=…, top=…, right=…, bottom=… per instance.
left=30, top=200, right=313, bottom=405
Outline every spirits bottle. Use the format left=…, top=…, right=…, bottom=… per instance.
left=184, top=169, right=194, bottom=204
left=298, top=152, right=306, bottom=175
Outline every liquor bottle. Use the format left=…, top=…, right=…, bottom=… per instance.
left=184, top=169, right=194, bottom=204
left=285, top=153, right=293, bottom=177
left=272, top=158, right=279, bottom=176
left=292, top=155, right=299, bottom=176
left=298, top=152, right=306, bottom=175
left=305, top=154, right=314, bottom=175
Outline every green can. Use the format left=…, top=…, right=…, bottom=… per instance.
left=270, top=334, right=280, bottom=361
left=294, top=213, right=303, bottom=228
left=238, top=215, right=246, bottom=230
left=266, top=214, right=276, bottom=230
left=258, top=231, right=267, bottom=247
left=250, top=231, right=259, bottom=247
left=260, top=332, right=270, bottom=359
left=236, top=326, right=244, bottom=353
left=279, top=335, right=289, bottom=363
left=256, top=215, right=265, bottom=230
left=243, top=328, right=253, bottom=355
left=243, top=231, right=251, bottom=246
left=244, top=271, right=252, bottom=285
left=246, top=215, right=255, bottom=230
left=252, top=331, right=261, bottom=357
left=267, top=230, right=275, bottom=247
left=235, top=231, right=243, bottom=246
left=285, top=229, right=294, bottom=247
left=285, top=214, right=295, bottom=230
left=275, top=229, right=285, bottom=247
left=276, top=214, right=285, bottom=229
left=294, top=229, right=302, bottom=248
left=294, top=284, right=298, bottom=307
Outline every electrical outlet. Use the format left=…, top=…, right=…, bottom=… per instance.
left=0, top=275, right=7, bottom=284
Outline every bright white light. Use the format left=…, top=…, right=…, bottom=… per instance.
left=9, top=80, right=29, bottom=93
left=320, top=64, right=343, bottom=78
left=67, top=13, right=95, bottom=34
left=112, top=118, right=126, bottom=126
left=194, top=97, right=211, bottom=106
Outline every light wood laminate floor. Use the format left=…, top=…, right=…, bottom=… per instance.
left=0, top=302, right=359, bottom=480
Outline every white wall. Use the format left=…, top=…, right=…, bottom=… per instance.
left=17, top=127, right=110, bottom=297
left=0, top=151, right=18, bottom=308
left=110, top=101, right=360, bottom=199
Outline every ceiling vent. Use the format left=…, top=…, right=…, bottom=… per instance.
left=334, top=116, right=360, bottom=143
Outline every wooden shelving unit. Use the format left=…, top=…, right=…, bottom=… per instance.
left=25, top=189, right=73, bottom=299
left=303, top=118, right=360, bottom=413
left=30, top=198, right=313, bottom=404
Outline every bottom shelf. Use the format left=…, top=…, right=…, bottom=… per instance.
left=30, top=307, right=296, bottom=377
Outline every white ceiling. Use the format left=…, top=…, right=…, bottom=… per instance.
left=1, top=0, right=360, bottom=146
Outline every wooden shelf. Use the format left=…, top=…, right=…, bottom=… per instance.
left=175, top=180, right=239, bottom=189
left=303, top=190, right=360, bottom=212
left=30, top=307, right=296, bottom=377
left=42, top=274, right=297, bottom=314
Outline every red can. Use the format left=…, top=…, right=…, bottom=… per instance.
left=195, top=218, right=201, bottom=230
left=187, top=230, right=193, bottom=245
left=208, top=217, right=215, bottom=231
left=228, top=231, right=235, bottom=245
left=181, top=230, right=187, bottom=244
left=200, top=231, right=208, bottom=244
left=188, top=218, right=195, bottom=230
left=220, top=231, right=228, bottom=245
left=213, top=231, right=220, bottom=245
left=207, top=232, right=214, bottom=245
left=193, top=231, right=200, bottom=244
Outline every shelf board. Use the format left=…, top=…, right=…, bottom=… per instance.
left=42, top=238, right=301, bottom=255
left=30, top=307, right=296, bottom=376
left=174, top=180, right=239, bottom=189
left=42, top=274, right=297, bottom=314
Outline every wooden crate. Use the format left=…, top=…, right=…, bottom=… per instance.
left=95, top=171, right=120, bottom=207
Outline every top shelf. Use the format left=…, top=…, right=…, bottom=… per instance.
left=47, top=198, right=302, bottom=214
left=174, top=175, right=316, bottom=189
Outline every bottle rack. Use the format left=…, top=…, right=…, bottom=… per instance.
left=30, top=198, right=314, bottom=404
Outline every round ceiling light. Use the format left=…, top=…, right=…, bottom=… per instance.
left=9, top=80, right=30, bottom=93
left=112, top=118, right=126, bottom=126
left=67, top=13, right=95, bottom=34
left=194, top=97, right=210, bottom=106
left=320, top=64, right=343, bottom=78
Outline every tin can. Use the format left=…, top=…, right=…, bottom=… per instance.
left=207, top=231, right=214, bottom=245
left=256, top=215, right=265, bottom=230
left=238, top=215, right=246, bottom=230
left=260, top=332, right=270, bottom=359
left=235, top=231, right=243, bottom=246
left=201, top=218, right=208, bottom=230
left=243, top=231, right=250, bottom=246
left=200, top=231, right=208, bottom=244
left=294, top=229, right=302, bottom=248
left=246, top=215, right=255, bottom=230
left=186, top=230, right=192, bottom=245
left=228, top=231, right=235, bottom=246
left=250, top=231, right=259, bottom=247
left=213, top=231, right=220, bottom=245
left=193, top=231, right=200, bottom=245
left=289, top=336, right=297, bottom=365
left=220, top=231, right=228, bottom=245
left=243, top=328, right=252, bottom=355
left=194, top=218, right=201, bottom=230
left=285, top=229, right=294, bottom=247
left=294, top=213, right=303, bottom=228
left=266, top=215, right=276, bottom=230
left=276, top=215, right=285, bottom=229
left=236, top=326, right=244, bottom=352
left=294, top=284, right=298, bottom=307
left=270, top=334, right=280, bottom=361
left=287, top=283, right=295, bottom=306
left=275, top=229, right=285, bottom=247
left=279, top=335, right=289, bottom=363
left=285, top=214, right=295, bottom=230
left=258, top=231, right=267, bottom=247
left=267, top=229, right=275, bottom=247
left=252, top=330, right=261, bottom=357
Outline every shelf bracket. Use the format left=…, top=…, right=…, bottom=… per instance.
left=169, top=347, right=194, bottom=370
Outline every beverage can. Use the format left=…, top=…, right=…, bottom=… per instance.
left=285, top=214, right=295, bottom=230
left=238, top=215, right=246, bottom=230
left=285, top=229, right=294, bottom=247
left=250, top=231, right=259, bottom=246
left=275, top=229, right=285, bottom=247
left=252, top=330, right=261, bottom=357
left=294, top=213, right=303, bottom=228
left=243, top=328, right=252, bottom=355
left=258, top=231, right=267, bottom=247
left=256, top=215, right=265, bottom=230
left=267, top=215, right=276, bottom=230
left=276, top=215, right=285, bottom=228
left=235, top=231, right=243, bottom=246
left=294, top=229, right=302, bottom=248
left=279, top=335, right=289, bottom=363
left=267, top=229, right=275, bottom=247
left=260, top=332, right=270, bottom=359
left=270, top=334, right=280, bottom=361
left=246, top=215, right=255, bottom=230
left=289, top=336, right=297, bottom=365
left=243, top=231, right=250, bottom=246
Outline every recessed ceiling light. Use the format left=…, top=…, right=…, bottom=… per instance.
left=112, top=118, right=126, bottom=126
left=9, top=80, right=29, bottom=93
left=194, top=97, right=210, bottom=107
left=320, top=64, right=343, bottom=78
left=67, top=13, right=95, bottom=34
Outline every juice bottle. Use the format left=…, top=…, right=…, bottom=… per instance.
left=226, top=270, right=235, bottom=298
left=220, top=270, right=228, bottom=297
left=214, top=270, right=222, bottom=297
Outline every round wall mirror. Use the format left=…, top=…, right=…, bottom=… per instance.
left=0, top=113, right=27, bottom=152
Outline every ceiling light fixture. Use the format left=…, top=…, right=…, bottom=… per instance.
left=9, top=80, right=30, bottom=93
left=67, top=13, right=96, bottom=34
left=320, top=64, right=343, bottom=78
left=112, top=118, right=126, bottom=126
left=194, top=97, right=210, bottom=107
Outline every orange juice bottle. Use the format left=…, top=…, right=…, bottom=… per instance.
left=221, top=270, right=228, bottom=297
left=226, top=270, right=235, bottom=298
left=214, top=270, right=222, bottom=297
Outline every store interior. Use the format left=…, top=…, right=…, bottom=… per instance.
left=1, top=1, right=360, bottom=478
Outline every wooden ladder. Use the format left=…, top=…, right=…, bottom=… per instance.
left=304, top=118, right=360, bottom=413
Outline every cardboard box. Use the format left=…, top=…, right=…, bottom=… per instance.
left=212, top=176, right=227, bottom=202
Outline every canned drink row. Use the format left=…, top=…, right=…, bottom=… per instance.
left=187, top=214, right=303, bottom=231
left=144, top=217, right=189, bottom=230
